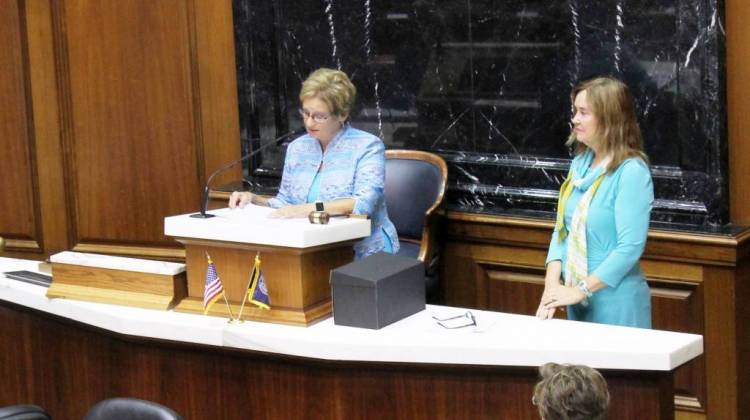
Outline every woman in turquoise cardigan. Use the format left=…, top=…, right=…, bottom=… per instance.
left=536, top=77, right=654, bottom=328
left=228, top=68, right=399, bottom=259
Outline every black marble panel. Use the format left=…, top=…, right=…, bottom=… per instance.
left=232, top=0, right=727, bottom=229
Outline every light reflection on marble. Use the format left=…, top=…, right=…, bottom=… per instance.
left=232, top=0, right=726, bottom=229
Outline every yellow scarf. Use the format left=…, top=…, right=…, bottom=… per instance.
left=554, top=172, right=605, bottom=243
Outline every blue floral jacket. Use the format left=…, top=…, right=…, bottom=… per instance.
left=267, top=126, right=399, bottom=259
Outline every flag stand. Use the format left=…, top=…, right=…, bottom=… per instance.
left=236, top=252, right=260, bottom=321
left=221, top=293, right=237, bottom=322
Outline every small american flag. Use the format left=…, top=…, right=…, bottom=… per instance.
left=203, top=254, right=224, bottom=314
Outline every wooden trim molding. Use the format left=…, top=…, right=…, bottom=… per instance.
left=3, top=238, right=42, bottom=253
left=25, top=0, right=70, bottom=253
left=191, top=0, right=241, bottom=188
left=445, top=211, right=750, bottom=262
left=71, top=243, right=185, bottom=261
left=446, top=210, right=750, bottom=246
left=0, top=1, right=47, bottom=253
left=49, top=1, right=78, bottom=249
left=446, top=211, right=555, bottom=229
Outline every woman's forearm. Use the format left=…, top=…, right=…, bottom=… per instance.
left=323, top=198, right=356, bottom=215
left=583, top=274, right=607, bottom=293
left=251, top=194, right=270, bottom=206
left=544, top=260, right=562, bottom=288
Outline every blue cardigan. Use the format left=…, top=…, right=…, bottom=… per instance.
left=268, top=126, right=399, bottom=259
left=547, top=151, right=654, bottom=328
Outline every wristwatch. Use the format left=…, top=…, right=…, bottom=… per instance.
left=577, top=279, right=593, bottom=298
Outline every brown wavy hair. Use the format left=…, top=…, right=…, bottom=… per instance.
left=533, top=363, right=610, bottom=420
left=566, top=77, right=648, bottom=172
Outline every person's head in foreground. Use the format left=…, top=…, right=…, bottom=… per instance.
left=533, top=362, right=610, bottom=420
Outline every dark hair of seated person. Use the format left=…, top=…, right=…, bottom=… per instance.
left=532, top=362, right=610, bottom=420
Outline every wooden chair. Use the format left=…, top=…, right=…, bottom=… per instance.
left=384, top=150, right=448, bottom=301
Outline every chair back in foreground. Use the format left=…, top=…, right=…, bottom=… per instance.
left=384, top=150, right=448, bottom=299
left=84, top=398, right=183, bottom=420
left=0, top=404, right=51, bottom=420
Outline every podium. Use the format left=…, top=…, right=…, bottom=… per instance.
left=47, top=251, right=187, bottom=310
left=164, top=206, right=370, bottom=326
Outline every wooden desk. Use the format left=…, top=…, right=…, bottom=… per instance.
left=0, top=258, right=702, bottom=419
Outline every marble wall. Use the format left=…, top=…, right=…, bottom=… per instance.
left=233, top=0, right=727, bottom=230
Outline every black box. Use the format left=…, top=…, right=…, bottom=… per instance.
left=330, top=252, right=425, bottom=329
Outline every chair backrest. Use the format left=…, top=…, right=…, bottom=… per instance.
left=385, top=150, right=447, bottom=240
left=84, top=398, right=183, bottom=420
left=0, top=405, right=51, bottom=420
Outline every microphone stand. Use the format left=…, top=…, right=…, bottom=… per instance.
left=190, top=130, right=298, bottom=218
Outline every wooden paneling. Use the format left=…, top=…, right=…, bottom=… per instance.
left=650, top=280, right=705, bottom=413
left=0, top=1, right=41, bottom=252
left=727, top=0, right=750, bottom=224
left=192, top=1, right=241, bottom=188
left=0, top=300, right=676, bottom=420
left=485, top=267, right=566, bottom=320
left=59, top=1, right=201, bottom=244
left=441, top=212, right=750, bottom=419
left=0, top=0, right=241, bottom=259
left=734, top=257, right=750, bottom=419
left=701, top=267, right=737, bottom=420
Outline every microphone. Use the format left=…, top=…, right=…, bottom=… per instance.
left=190, top=130, right=300, bottom=218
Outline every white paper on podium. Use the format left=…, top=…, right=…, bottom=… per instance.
left=164, top=205, right=371, bottom=248
left=233, top=203, right=275, bottom=218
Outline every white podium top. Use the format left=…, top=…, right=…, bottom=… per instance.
left=0, top=257, right=702, bottom=371
left=164, top=205, right=371, bottom=248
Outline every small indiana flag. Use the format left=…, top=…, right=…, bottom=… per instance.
left=247, top=254, right=270, bottom=310
left=203, top=253, right=224, bottom=314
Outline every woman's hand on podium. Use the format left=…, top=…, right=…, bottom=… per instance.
left=229, top=191, right=254, bottom=209
left=269, top=203, right=315, bottom=219
left=535, top=298, right=557, bottom=320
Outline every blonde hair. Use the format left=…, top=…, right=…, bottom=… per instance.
left=299, top=68, right=356, bottom=118
left=566, top=77, right=648, bottom=172
left=533, top=363, right=610, bottom=420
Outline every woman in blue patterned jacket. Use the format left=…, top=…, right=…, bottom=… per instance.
left=229, top=68, right=399, bottom=259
